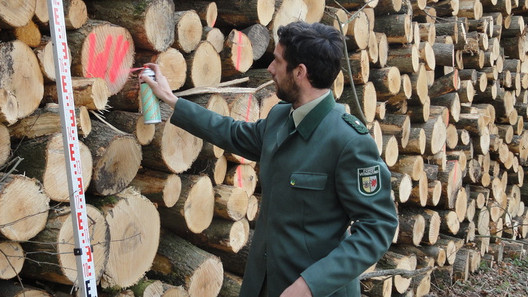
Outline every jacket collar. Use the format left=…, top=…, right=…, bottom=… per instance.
left=295, top=92, right=335, bottom=140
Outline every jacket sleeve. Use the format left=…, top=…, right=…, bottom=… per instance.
left=170, top=98, right=265, bottom=162
left=300, top=133, right=399, bottom=296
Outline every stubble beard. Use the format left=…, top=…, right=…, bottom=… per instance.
left=275, top=74, right=300, bottom=106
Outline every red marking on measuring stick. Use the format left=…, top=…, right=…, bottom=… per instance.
left=47, top=1, right=98, bottom=296
left=235, top=31, right=242, bottom=71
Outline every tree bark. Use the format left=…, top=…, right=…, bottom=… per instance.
left=87, top=0, right=176, bottom=52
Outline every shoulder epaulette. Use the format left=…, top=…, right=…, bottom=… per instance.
left=342, top=114, right=368, bottom=134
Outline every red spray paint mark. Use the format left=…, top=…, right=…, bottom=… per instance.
left=86, top=33, right=130, bottom=83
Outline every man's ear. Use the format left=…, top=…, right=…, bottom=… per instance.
left=296, top=64, right=308, bottom=80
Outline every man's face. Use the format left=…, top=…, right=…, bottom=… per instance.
left=267, top=43, right=300, bottom=105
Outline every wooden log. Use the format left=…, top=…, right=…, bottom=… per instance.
left=345, top=10, right=370, bottom=51
left=369, top=67, right=401, bottom=97
left=391, top=172, right=413, bottom=204
left=399, top=127, right=426, bottom=155
left=96, top=187, right=160, bottom=289
left=379, top=114, right=410, bottom=148
left=241, top=24, right=271, bottom=61
left=361, top=275, right=392, bottom=297
left=219, top=272, right=243, bottom=297
left=341, top=82, right=377, bottom=123
left=103, top=110, right=155, bottom=146
left=0, top=89, right=17, bottom=125
left=390, top=155, right=424, bottom=182
left=396, top=209, right=425, bottom=246
left=83, top=119, right=141, bottom=196
left=187, top=155, right=228, bottom=187
left=0, top=281, right=51, bottom=297
left=142, top=103, right=203, bottom=174
left=0, top=40, right=43, bottom=119
left=14, top=133, right=92, bottom=202
left=321, top=7, right=349, bottom=34
left=0, top=174, right=49, bottom=241
left=344, top=50, right=370, bottom=85
left=0, top=0, right=35, bottom=28
left=185, top=93, right=230, bottom=159
left=67, top=19, right=135, bottom=95
left=0, top=124, right=8, bottom=168
left=375, top=32, right=389, bottom=67
left=437, top=210, right=460, bottom=235
left=269, top=0, right=308, bottom=43
left=220, top=29, right=253, bottom=79
left=428, top=180, right=443, bottom=207
left=408, top=64, right=429, bottom=106
left=428, top=69, right=460, bottom=98
left=413, top=115, right=447, bottom=155
left=377, top=251, right=417, bottom=294
left=130, top=168, right=181, bottom=208
left=148, top=230, right=223, bottom=297
left=381, top=134, right=399, bottom=167
left=171, top=1, right=218, bottom=28
left=212, top=0, right=275, bottom=28
left=134, top=48, right=188, bottom=92
left=130, top=279, right=165, bottom=297
left=184, top=41, right=222, bottom=88
left=224, top=164, right=258, bottom=197
left=43, top=77, right=110, bottom=110
left=374, top=14, right=412, bottom=44
left=8, top=104, right=91, bottom=140
left=21, top=205, right=108, bottom=285
left=157, top=173, right=214, bottom=234
left=432, top=42, right=455, bottom=67
left=204, top=27, right=225, bottom=53
left=246, top=194, right=260, bottom=222
left=386, top=44, right=420, bottom=74
left=210, top=183, right=250, bottom=223
left=0, top=241, right=24, bottom=280
left=453, top=249, right=470, bottom=281
left=168, top=217, right=249, bottom=254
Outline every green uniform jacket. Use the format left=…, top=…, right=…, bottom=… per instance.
left=170, top=93, right=398, bottom=297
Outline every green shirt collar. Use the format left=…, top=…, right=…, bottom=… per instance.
left=291, top=90, right=330, bottom=127
left=292, top=91, right=336, bottom=140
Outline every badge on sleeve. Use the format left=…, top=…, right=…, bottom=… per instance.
left=358, top=165, right=381, bottom=196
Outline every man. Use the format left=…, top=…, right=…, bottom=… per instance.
left=142, top=21, right=398, bottom=297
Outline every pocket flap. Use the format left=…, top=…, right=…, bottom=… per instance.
left=290, top=172, right=327, bottom=190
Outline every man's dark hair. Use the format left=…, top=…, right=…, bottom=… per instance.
left=277, top=21, right=344, bottom=89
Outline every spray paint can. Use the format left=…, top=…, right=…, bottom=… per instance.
left=140, top=67, right=162, bottom=124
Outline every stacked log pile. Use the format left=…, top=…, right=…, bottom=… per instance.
left=1, top=0, right=528, bottom=296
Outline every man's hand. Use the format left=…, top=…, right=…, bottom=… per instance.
left=280, top=277, right=312, bottom=297
left=140, top=63, right=178, bottom=108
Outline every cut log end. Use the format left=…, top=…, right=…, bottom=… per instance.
left=0, top=175, right=49, bottom=241
left=187, top=257, right=223, bottom=297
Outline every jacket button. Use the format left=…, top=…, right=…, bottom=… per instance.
left=290, top=179, right=295, bottom=186
left=264, top=252, right=267, bottom=257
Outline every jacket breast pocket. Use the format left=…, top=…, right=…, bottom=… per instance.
left=289, top=172, right=327, bottom=190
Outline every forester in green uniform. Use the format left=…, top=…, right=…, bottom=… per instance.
left=142, top=21, right=398, bottom=297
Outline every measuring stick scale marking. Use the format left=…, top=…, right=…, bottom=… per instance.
left=47, top=1, right=98, bottom=296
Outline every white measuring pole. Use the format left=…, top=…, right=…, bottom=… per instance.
left=47, top=1, right=98, bottom=296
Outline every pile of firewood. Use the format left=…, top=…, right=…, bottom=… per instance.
left=1, top=0, right=528, bottom=296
